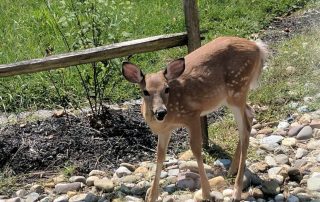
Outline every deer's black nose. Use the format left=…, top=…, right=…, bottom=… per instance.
left=155, top=108, right=167, bottom=121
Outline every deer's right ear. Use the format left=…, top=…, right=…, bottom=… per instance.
left=122, top=62, right=144, bottom=84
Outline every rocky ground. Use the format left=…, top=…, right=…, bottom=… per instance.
left=1, top=5, right=320, bottom=202
left=1, top=110, right=320, bottom=202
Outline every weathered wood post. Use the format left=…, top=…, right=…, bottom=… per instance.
left=183, top=0, right=209, bottom=149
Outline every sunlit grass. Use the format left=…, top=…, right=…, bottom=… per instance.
left=0, top=0, right=310, bottom=112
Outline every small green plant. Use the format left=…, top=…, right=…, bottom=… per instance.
left=61, top=164, right=77, bottom=177
left=45, top=0, right=134, bottom=125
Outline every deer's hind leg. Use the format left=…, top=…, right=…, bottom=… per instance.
left=228, top=104, right=254, bottom=177
left=227, top=96, right=252, bottom=201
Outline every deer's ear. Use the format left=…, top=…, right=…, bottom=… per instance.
left=164, top=58, right=185, bottom=80
left=122, top=62, right=144, bottom=83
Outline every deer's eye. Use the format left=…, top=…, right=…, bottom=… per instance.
left=143, top=90, right=150, bottom=96
left=164, top=87, right=170, bottom=94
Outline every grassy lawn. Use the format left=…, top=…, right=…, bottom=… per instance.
left=0, top=0, right=310, bottom=113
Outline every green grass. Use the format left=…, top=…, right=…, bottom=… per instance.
left=0, top=0, right=311, bottom=113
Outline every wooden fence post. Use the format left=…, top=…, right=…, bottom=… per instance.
left=183, top=0, right=209, bottom=149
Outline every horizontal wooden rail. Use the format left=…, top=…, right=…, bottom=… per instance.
left=0, top=32, right=192, bottom=77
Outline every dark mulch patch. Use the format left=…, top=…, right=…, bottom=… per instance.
left=0, top=105, right=191, bottom=175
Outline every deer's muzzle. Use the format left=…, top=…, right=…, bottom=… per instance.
left=154, top=107, right=167, bottom=121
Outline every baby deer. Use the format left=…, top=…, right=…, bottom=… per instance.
left=122, top=37, right=268, bottom=201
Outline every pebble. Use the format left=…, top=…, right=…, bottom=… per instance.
left=265, top=156, right=277, bottom=167
left=30, top=185, right=44, bottom=194
left=69, top=193, right=98, bottom=202
left=164, top=184, right=176, bottom=193
left=120, top=163, right=136, bottom=172
left=243, top=169, right=263, bottom=189
left=307, top=140, right=320, bottom=150
left=307, top=172, right=320, bottom=191
left=251, top=187, right=264, bottom=198
left=313, top=128, right=320, bottom=139
left=258, top=128, right=273, bottom=135
left=26, top=192, right=40, bottom=202
left=54, top=183, right=82, bottom=194
left=86, top=176, right=99, bottom=186
left=69, top=176, right=86, bottom=184
left=213, top=159, right=231, bottom=169
left=274, top=154, right=289, bottom=164
left=317, top=154, right=320, bottom=162
left=274, top=193, right=284, bottom=202
left=288, top=125, right=303, bottom=137
left=160, top=171, right=168, bottom=179
left=310, top=119, right=320, bottom=129
left=261, top=180, right=280, bottom=195
left=53, top=195, right=69, bottom=202
left=260, top=143, right=280, bottom=151
left=268, top=167, right=283, bottom=178
left=295, top=148, right=308, bottom=159
left=167, top=168, right=179, bottom=176
left=296, top=126, right=313, bottom=140
left=164, top=158, right=179, bottom=167
left=39, top=197, right=53, bottom=202
left=208, top=176, right=226, bottom=189
left=294, top=159, right=308, bottom=169
left=260, top=135, right=283, bottom=145
left=277, top=121, right=290, bottom=130
left=282, top=137, right=297, bottom=146
left=210, top=191, right=223, bottom=201
left=134, top=166, right=149, bottom=176
left=249, top=162, right=268, bottom=172
left=299, top=114, right=312, bottom=124
left=222, top=189, right=233, bottom=197
left=115, top=166, right=132, bottom=178
left=176, top=174, right=197, bottom=190
left=4, top=198, right=22, bottom=202
left=287, top=195, right=299, bottom=202
left=178, top=150, right=194, bottom=161
left=179, top=161, right=212, bottom=173
left=94, top=178, right=114, bottom=192
left=251, top=128, right=258, bottom=136
left=124, top=196, right=143, bottom=202
left=131, top=181, right=150, bottom=195
left=15, top=190, right=27, bottom=198
left=288, top=167, right=302, bottom=182
left=89, top=170, right=106, bottom=177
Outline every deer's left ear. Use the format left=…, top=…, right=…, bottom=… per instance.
left=164, top=58, right=185, bottom=80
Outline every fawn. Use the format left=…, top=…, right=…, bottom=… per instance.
left=122, top=36, right=267, bottom=201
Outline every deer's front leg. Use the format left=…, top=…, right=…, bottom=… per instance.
left=187, top=118, right=211, bottom=201
left=146, top=133, right=171, bottom=202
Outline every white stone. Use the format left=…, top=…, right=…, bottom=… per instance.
left=222, top=189, right=233, bottom=197
left=307, top=172, right=320, bottom=191
left=265, top=156, right=277, bottom=167
left=277, top=121, right=290, bottom=130
left=295, top=148, right=308, bottom=159
left=282, top=138, right=297, bottom=146
left=115, top=166, right=132, bottom=178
